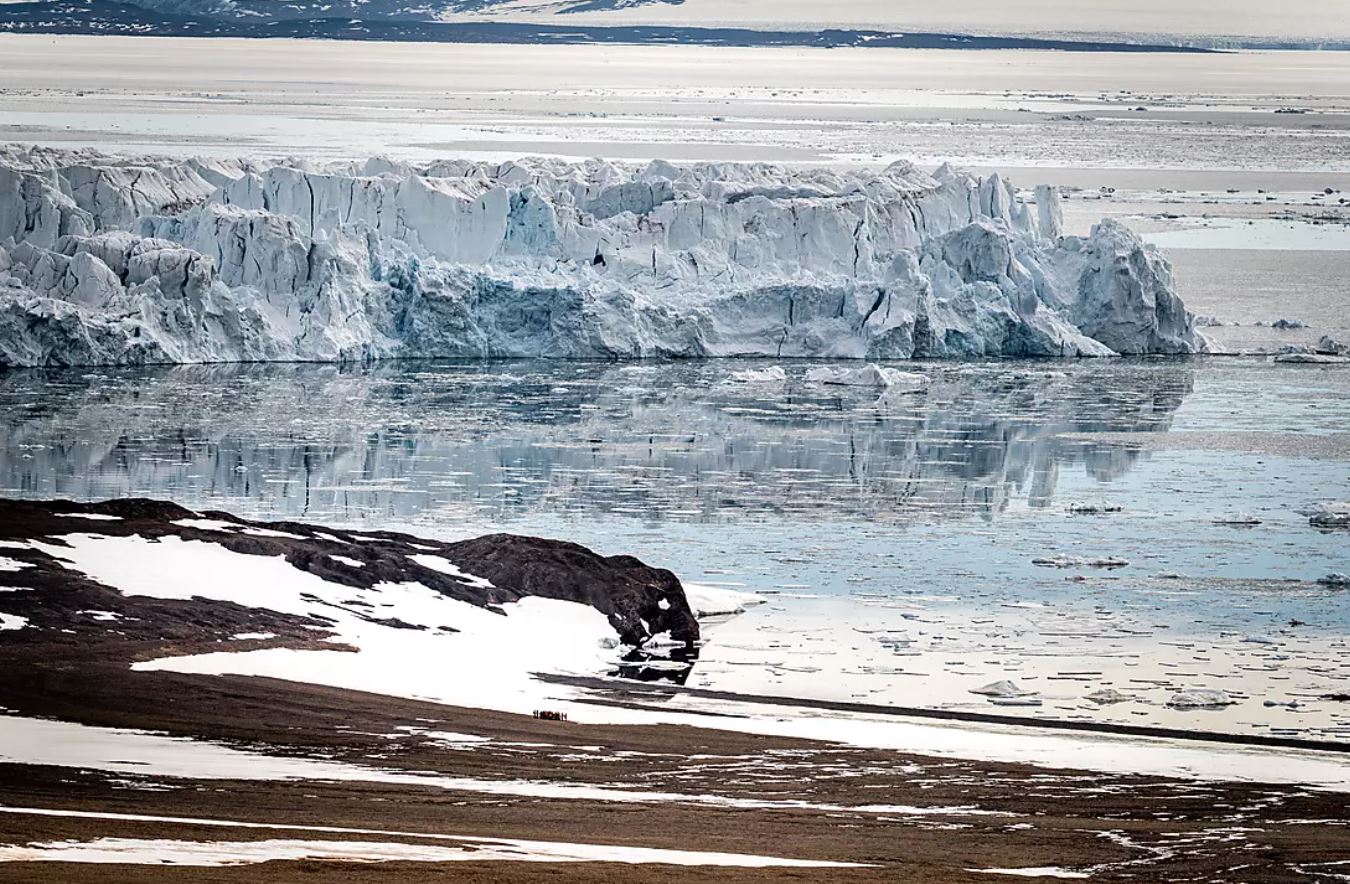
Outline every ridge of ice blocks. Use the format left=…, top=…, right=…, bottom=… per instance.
left=0, top=147, right=1210, bottom=367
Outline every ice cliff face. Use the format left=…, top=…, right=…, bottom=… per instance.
left=0, top=147, right=1208, bottom=366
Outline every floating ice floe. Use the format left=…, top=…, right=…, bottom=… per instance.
left=1314, top=335, right=1349, bottom=356
left=1317, top=573, right=1350, bottom=587
left=0, top=149, right=1209, bottom=367
left=1085, top=688, right=1131, bottom=705
left=969, top=680, right=1033, bottom=698
left=1031, top=555, right=1128, bottom=569
left=0, top=613, right=28, bottom=631
left=1067, top=502, right=1123, bottom=515
left=1167, top=689, right=1235, bottom=709
left=1213, top=513, right=1261, bottom=526
left=1275, top=353, right=1350, bottom=364
left=725, top=366, right=787, bottom=385
left=1305, top=502, right=1350, bottom=529
left=683, top=583, right=766, bottom=618
left=804, top=364, right=929, bottom=389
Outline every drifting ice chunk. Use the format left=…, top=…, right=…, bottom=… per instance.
left=969, top=680, right=1032, bottom=698
left=1275, top=353, right=1350, bottom=364
left=1167, top=689, right=1235, bottom=709
left=1212, top=513, right=1261, bottom=526
left=987, top=697, right=1043, bottom=707
left=805, top=365, right=929, bottom=390
left=1314, top=335, right=1349, bottom=356
left=1085, top=688, right=1131, bottom=704
left=682, top=583, right=765, bottom=618
left=1306, top=502, right=1350, bottom=529
left=1031, top=555, right=1128, bottom=569
left=726, top=366, right=788, bottom=385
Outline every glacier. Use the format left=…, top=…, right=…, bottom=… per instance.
left=0, top=147, right=1208, bottom=367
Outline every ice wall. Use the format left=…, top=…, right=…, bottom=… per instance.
left=0, top=148, right=1208, bottom=366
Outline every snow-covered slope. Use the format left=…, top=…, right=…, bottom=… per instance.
left=0, top=148, right=1208, bottom=366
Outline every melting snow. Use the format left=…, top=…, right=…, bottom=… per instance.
left=0, top=836, right=865, bottom=868
left=0, top=808, right=865, bottom=868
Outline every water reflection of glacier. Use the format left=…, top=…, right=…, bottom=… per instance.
left=0, top=360, right=1191, bottom=526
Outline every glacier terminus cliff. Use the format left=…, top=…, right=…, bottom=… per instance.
left=0, top=148, right=1208, bottom=366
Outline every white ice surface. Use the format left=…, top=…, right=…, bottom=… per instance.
left=683, top=583, right=766, bottom=617
left=804, top=364, right=930, bottom=389
left=0, top=150, right=1207, bottom=367
left=0, top=614, right=27, bottom=632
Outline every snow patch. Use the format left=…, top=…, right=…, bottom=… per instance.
left=0, top=836, right=864, bottom=868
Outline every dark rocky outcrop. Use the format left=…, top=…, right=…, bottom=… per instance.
left=0, top=497, right=698, bottom=650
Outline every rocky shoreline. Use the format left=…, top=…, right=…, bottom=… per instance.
left=0, top=496, right=698, bottom=651
left=0, top=496, right=1347, bottom=879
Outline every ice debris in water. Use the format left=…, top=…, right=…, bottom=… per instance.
left=1304, top=502, right=1350, bottom=529
left=1085, top=688, right=1131, bottom=705
left=725, top=366, right=788, bottom=385
left=1275, top=353, right=1350, bottom=364
left=1212, top=513, right=1261, bottom=526
left=804, top=364, right=928, bottom=389
left=1263, top=699, right=1302, bottom=709
left=1031, top=555, right=1129, bottom=569
left=1314, top=335, right=1349, bottom=356
left=0, top=148, right=1210, bottom=367
left=969, top=680, right=1033, bottom=698
left=1317, top=573, right=1350, bottom=587
left=1168, top=689, right=1235, bottom=709
left=1067, top=502, right=1123, bottom=515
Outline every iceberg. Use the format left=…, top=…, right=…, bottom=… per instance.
left=0, top=148, right=1210, bottom=367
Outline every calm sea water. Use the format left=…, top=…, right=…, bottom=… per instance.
left=3, top=357, right=1348, bottom=733
left=3, top=356, right=1345, bottom=610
